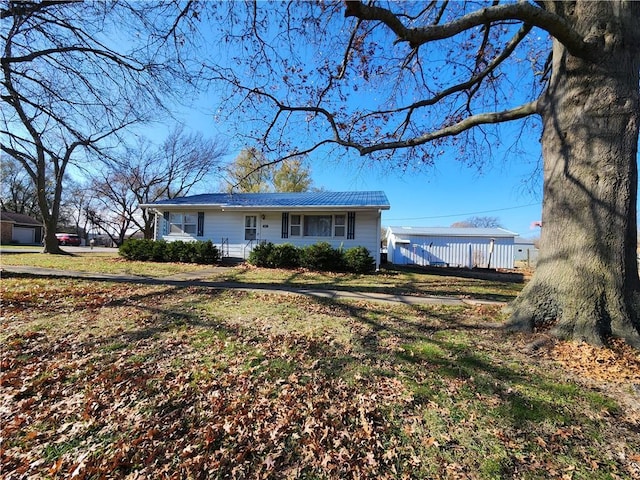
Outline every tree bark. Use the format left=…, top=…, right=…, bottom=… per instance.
left=507, top=1, right=640, bottom=347
left=39, top=177, right=66, bottom=255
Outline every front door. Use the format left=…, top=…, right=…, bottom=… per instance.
left=243, top=215, right=259, bottom=259
left=244, top=215, right=258, bottom=241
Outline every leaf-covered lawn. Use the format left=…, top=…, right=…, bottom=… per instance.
left=2, top=277, right=639, bottom=479
left=1, top=253, right=524, bottom=301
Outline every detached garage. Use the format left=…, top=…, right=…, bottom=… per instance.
left=0, top=212, right=43, bottom=245
left=387, top=226, right=517, bottom=269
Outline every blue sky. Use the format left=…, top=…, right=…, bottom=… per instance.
left=312, top=152, right=543, bottom=237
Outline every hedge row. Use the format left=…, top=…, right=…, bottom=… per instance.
left=119, top=239, right=220, bottom=264
left=248, top=241, right=375, bottom=273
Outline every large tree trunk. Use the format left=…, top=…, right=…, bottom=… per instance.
left=37, top=167, right=66, bottom=255
left=507, top=1, right=640, bottom=348
left=41, top=225, right=65, bottom=255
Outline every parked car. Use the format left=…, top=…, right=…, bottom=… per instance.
left=55, top=233, right=82, bottom=246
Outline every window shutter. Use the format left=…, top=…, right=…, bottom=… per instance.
left=281, top=212, right=289, bottom=238
left=163, top=212, right=170, bottom=235
left=347, top=212, right=356, bottom=239
left=197, top=212, right=204, bottom=237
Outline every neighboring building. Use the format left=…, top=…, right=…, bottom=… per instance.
left=0, top=212, right=43, bottom=245
left=387, top=226, right=517, bottom=269
left=141, top=191, right=390, bottom=268
left=514, top=237, right=539, bottom=266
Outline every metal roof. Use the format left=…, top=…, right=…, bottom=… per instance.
left=514, top=237, right=537, bottom=245
left=388, top=226, right=517, bottom=237
left=141, top=191, right=390, bottom=209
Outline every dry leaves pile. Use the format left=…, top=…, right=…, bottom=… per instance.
left=1, top=282, right=414, bottom=479
left=2, top=331, right=410, bottom=479
left=546, top=338, right=640, bottom=425
left=550, top=339, right=640, bottom=384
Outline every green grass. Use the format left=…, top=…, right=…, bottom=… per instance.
left=1, top=251, right=212, bottom=277
left=0, top=244, right=43, bottom=250
left=0, top=250, right=524, bottom=301
left=219, top=264, right=525, bottom=301
left=1, top=276, right=638, bottom=479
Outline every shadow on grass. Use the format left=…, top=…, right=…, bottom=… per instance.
left=300, top=298, right=618, bottom=430
left=283, top=266, right=524, bottom=302
left=2, top=261, right=523, bottom=302
left=382, top=264, right=526, bottom=283
left=3, top=270, right=618, bottom=433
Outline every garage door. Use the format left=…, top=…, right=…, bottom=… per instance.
left=13, top=227, right=35, bottom=244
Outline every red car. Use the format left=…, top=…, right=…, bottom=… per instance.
left=55, top=233, right=82, bottom=246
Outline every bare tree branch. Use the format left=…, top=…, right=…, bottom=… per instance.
left=1, top=1, right=194, bottom=252
left=351, top=101, right=539, bottom=154
left=1, top=47, right=146, bottom=71
left=384, top=23, right=534, bottom=138
left=344, top=1, right=590, bottom=58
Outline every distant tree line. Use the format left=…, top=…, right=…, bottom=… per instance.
left=1, top=140, right=316, bottom=247
left=450, top=216, right=503, bottom=229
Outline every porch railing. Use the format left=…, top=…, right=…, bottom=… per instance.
left=243, top=239, right=255, bottom=259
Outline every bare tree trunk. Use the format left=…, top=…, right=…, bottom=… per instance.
left=142, top=213, right=155, bottom=240
left=41, top=225, right=65, bottom=254
left=40, top=193, right=65, bottom=255
left=507, top=2, right=640, bottom=347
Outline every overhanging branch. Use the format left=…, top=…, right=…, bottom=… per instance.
left=0, top=0, right=79, bottom=19
left=345, top=1, right=590, bottom=59
left=2, top=46, right=146, bottom=72
left=361, top=22, right=534, bottom=137
left=353, top=101, right=539, bottom=155
left=223, top=72, right=539, bottom=159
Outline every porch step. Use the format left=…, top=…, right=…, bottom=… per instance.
left=220, top=256, right=245, bottom=266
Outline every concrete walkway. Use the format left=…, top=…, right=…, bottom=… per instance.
left=0, top=265, right=506, bottom=308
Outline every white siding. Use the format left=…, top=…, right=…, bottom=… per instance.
left=204, top=210, right=247, bottom=258
left=388, top=232, right=515, bottom=269
left=155, top=208, right=383, bottom=267
left=514, top=240, right=538, bottom=265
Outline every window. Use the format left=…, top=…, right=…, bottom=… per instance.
left=334, top=214, right=345, bottom=237
left=290, top=215, right=301, bottom=237
left=287, top=214, right=352, bottom=237
left=169, top=212, right=197, bottom=235
left=303, top=215, right=332, bottom=237
left=245, top=215, right=257, bottom=240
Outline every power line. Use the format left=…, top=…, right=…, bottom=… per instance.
left=384, top=202, right=540, bottom=222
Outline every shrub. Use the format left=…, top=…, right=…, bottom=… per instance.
left=248, top=242, right=275, bottom=267
left=118, top=239, right=219, bottom=264
left=300, top=242, right=345, bottom=272
left=269, top=243, right=300, bottom=269
left=118, top=239, right=135, bottom=260
left=150, top=240, right=167, bottom=262
left=119, top=239, right=154, bottom=261
left=192, top=240, right=220, bottom=264
left=344, top=246, right=375, bottom=273
left=164, top=241, right=187, bottom=262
